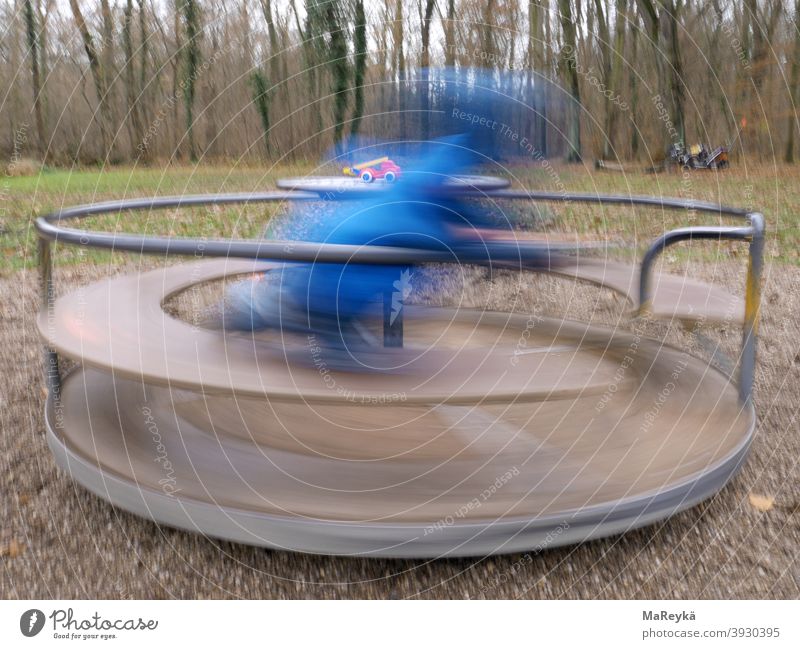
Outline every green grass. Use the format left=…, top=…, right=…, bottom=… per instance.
left=508, top=162, right=795, bottom=262
left=0, top=161, right=796, bottom=275
left=0, top=163, right=310, bottom=273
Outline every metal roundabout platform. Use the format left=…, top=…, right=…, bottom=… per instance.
left=35, top=182, right=764, bottom=557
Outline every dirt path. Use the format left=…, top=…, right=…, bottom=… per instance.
left=2, top=259, right=799, bottom=599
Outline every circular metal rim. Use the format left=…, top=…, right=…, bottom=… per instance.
left=45, top=376, right=755, bottom=558
left=34, top=191, right=758, bottom=267
left=275, top=174, right=511, bottom=196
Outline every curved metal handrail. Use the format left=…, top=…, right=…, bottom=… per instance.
left=34, top=189, right=764, bottom=405
left=35, top=190, right=752, bottom=256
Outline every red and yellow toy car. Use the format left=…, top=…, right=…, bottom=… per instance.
left=342, top=157, right=401, bottom=183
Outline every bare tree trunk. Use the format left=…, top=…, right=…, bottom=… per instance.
left=444, top=0, right=455, bottom=67
left=629, top=5, right=640, bottom=158
left=23, top=0, right=45, bottom=156
left=260, top=0, right=285, bottom=146
left=256, top=0, right=280, bottom=154
left=746, top=0, right=782, bottom=93
left=260, top=0, right=280, bottom=83
left=100, top=0, right=114, bottom=85
left=8, top=0, right=24, bottom=144
left=637, top=0, right=683, bottom=148
left=702, top=1, right=729, bottom=125
left=137, top=0, right=151, bottom=133
left=99, top=0, right=119, bottom=146
left=351, top=0, right=368, bottom=143
left=299, top=0, right=323, bottom=147
left=526, top=0, right=536, bottom=141
left=38, top=0, right=52, bottom=83
left=203, top=29, right=219, bottom=157
left=665, top=1, right=685, bottom=145
left=481, top=0, right=496, bottom=66
left=289, top=0, right=303, bottom=37
left=558, top=0, right=582, bottom=162
left=250, top=70, right=272, bottom=157
left=68, top=0, right=113, bottom=159
left=393, top=0, right=405, bottom=140
left=181, top=0, right=201, bottom=161
left=38, top=0, right=56, bottom=153
left=324, top=1, right=349, bottom=152
left=746, top=0, right=782, bottom=156
left=786, top=0, right=800, bottom=162
left=123, top=0, right=146, bottom=159
left=171, top=0, right=182, bottom=153
left=594, top=0, right=611, bottom=86
left=528, top=0, right=548, bottom=156
left=420, top=0, right=435, bottom=141
left=602, top=0, right=627, bottom=159
left=279, top=17, right=289, bottom=90
left=377, top=5, right=389, bottom=134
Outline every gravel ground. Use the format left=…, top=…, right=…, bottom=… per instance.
left=2, top=255, right=799, bottom=599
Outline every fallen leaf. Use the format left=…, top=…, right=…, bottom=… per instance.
left=749, top=493, right=775, bottom=512
left=0, top=540, right=24, bottom=558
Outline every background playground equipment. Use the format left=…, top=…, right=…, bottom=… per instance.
left=596, top=119, right=747, bottom=173
left=35, top=186, right=764, bottom=558
left=665, top=119, right=747, bottom=171
left=665, top=142, right=730, bottom=170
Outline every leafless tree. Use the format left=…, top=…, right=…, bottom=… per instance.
left=2, top=0, right=800, bottom=165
